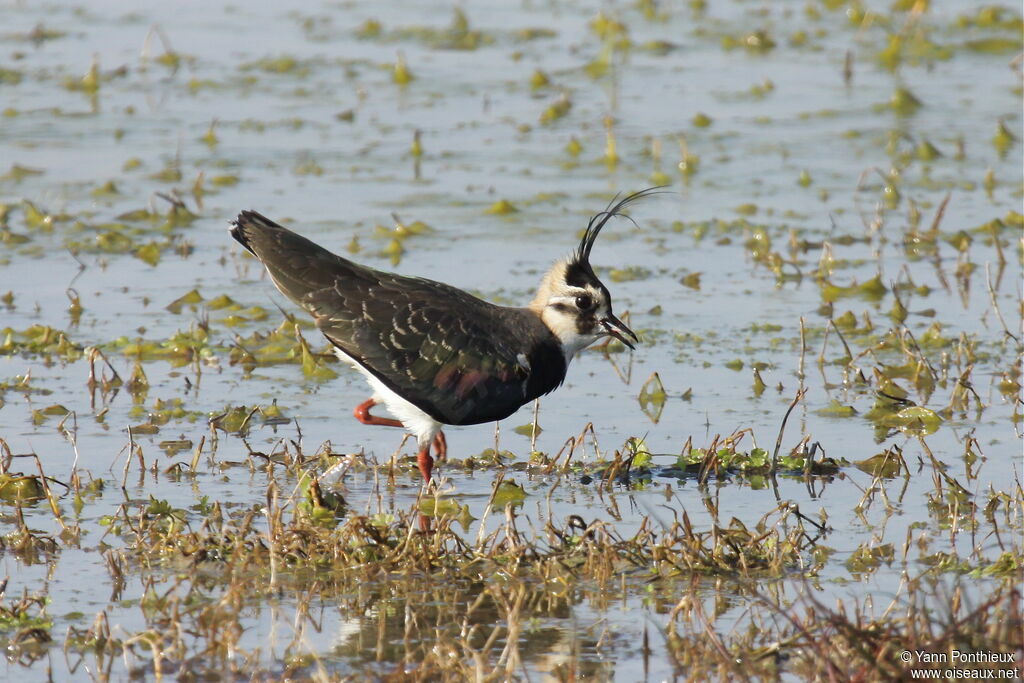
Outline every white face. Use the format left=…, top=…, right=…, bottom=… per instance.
left=530, top=258, right=637, bottom=362
left=539, top=283, right=608, bottom=361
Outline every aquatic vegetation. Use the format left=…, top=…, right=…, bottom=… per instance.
left=484, top=199, right=517, bottom=215
left=539, top=92, right=572, bottom=124
left=1, top=325, right=82, bottom=361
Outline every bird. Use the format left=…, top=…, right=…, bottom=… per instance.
left=229, top=188, right=659, bottom=484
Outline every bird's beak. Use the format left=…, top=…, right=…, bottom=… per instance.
left=600, top=314, right=638, bottom=350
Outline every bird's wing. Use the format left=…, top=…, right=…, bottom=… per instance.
left=307, top=276, right=558, bottom=426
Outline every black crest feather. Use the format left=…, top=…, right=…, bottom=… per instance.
left=573, top=186, right=667, bottom=266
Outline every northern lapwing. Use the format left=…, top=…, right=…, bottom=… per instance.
left=230, top=188, right=659, bottom=484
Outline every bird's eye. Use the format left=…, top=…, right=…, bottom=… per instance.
left=575, top=294, right=593, bottom=311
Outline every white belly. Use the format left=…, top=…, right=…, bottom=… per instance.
left=333, top=349, right=442, bottom=447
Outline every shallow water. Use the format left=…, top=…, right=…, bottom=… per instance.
left=0, top=0, right=1021, bottom=679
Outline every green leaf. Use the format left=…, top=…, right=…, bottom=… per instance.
left=134, top=241, right=162, bottom=266
left=166, top=289, right=203, bottom=314
left=485, top=199, right=518, bottom=215
left=0, top=474, right=45, bottom=501
left=854, top=451, right=903, bottom=478
left=491, top=481, right=527, bottom=509
left=207, top=294, right=239, bottom=310
left=638, top=372, right=667, bottom=423
left=513, top=423, right=542, bottom=437
left=878, top=405, right=942, bottom=435
left=626, top=437, right=653, bottom=470
left=815, top=400, right=857, bottom=418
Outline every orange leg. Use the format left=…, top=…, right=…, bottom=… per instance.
left=432, top=431, right=447, bottom=462
left=353, top=398, right=403, bottom=427
left=416, top=445, right=433, bottom=483
left=354, top=399, right=445, bottom=483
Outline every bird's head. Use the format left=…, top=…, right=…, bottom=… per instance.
left=531, top=188, right=662, bottom=360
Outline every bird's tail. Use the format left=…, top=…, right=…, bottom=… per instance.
left=229, top=210, right=287, bottom=257
left=229, top=210, right=364, bottom=306
left=226, top=209, right=270, bottom=254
